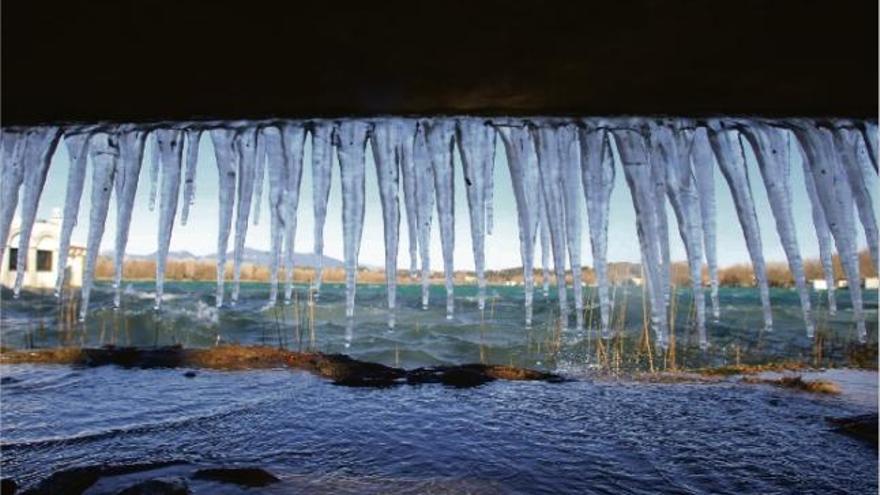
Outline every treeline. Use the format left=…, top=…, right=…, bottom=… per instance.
left=94, top=249, right=876, bottom=287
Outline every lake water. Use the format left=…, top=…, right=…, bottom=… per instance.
left=1, top=283, right=877, bottom=493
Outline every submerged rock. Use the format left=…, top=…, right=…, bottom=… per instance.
left=1, top=478, right=17, bottom=495
left=20, top=462, right=184, bottom=495
left=192, top=468, right=279, bottom=487
left=115, top=477, right=190, bottom=495
left=827, top=414, right=878, bottom=447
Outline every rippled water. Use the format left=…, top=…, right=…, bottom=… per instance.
left=1, top=365, right=876, bottom=494
left=1, top=283, right=877, bottom=493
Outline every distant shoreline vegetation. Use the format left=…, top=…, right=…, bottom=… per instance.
left=93, top=250, right=876, bottom=288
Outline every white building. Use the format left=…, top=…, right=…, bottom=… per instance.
left=811, top=279, right=829, bottom=291
left=1, top=210, right=86, bottom=290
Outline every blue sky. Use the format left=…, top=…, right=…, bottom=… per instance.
left=34, top=128, right=873, bottom=270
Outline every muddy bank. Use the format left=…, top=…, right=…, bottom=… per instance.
left=0, top=345, right=563, bottom=388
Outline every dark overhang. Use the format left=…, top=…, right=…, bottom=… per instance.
left=2, top=0, right=877, bottom=125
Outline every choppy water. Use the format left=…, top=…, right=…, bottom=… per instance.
left=1, top=283, right=877, bottom=493
left=1, top=282, right=877, bottom=370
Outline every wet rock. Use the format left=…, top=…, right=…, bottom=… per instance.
left=2, top=345, right=563, bottom=388
left=1, top=478, right=17, bottom=495
left=21, top=462, right=183, bottom=495
left=827, top=414, right=878, bottom=447
left=286, top=353, right=406, bottom=387
left=116, top=477, right=190, bottom=495
left=1, top=376, right=20, bottom=385
left=192, top=468, right=279, bottom=487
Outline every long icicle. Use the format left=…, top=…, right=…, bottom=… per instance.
left=559, top=124, right=584, bottom=329
left=611, top=123, right=669, bottom=349
left=112, top=129, right=148, bottom=309
left=648, top=124, right=672, bottom=308
left=413, top=123, right=435, bottom=310
left=231, top=127, right=259, bottom=305
left=251, top=129, right=267, bottom=226
left=690, top=127, right=720, bottom=320
left=13, top=127, right=62, bottom=297
left=336, top=120, right=370, bottom=318
left=79, top=132, right=118, bottom=321
left=793, top=122, right=866, bottom=342
left=859, top=121, right=878, bottom=173
left=310, top=122, right=335, bottom=299
left=154, top=129, right=184, bottom=310
left=832, top=123, right=879, bottom=271
left=54, top=132, right=92, bottom=297
left=739, top=122, right=814, bottom=337
left=210, top=128, right=238, bottom=307
left=496, top=124, right=540, bottom=327
left=398, top=120, right=420, bottom=278
left=798, top=144, right=837, bottom=314
left=532, top=124, right=569, bottom=320
left=180, top=129, right=202, bottom=226
left=653, top=120, right=707, bottom=349
left=538, top=191, right=551, bottom=297
left=371, top=119, right=404, bottom=327
left=281, top=124, right=306, bottom=304
left=705, top=120, right=773, bottom=332
left=0, top=131, right=29, bottom=265
left=423, top=118, right=457, bottom=319
left=579, top=122, right=615, bottom=339
left=456, top=118, right=494, bottom=311
left=261, top=126, right=286, bottom=305
left=147, top=133, right=160, bottom=211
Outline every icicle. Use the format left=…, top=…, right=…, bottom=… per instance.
left=860, top=121, right=878, bottom=173
left=154, top=129, right=184, bottom=310
left=281, top=124, right=306, bottom=304
left=398, top=120, right=420, bottom=278
left=79, top=133, right=119, bottom=321
left=13, top=127, right=61, bottom=297
left=610, top=124, right=669, bottom=349
left=0, top=131, right=28, bottom=265
left=413, top=124, right=435, bottom=310
left=423, top=118, right=457, bottom=319
left=705, top=120, right=773, bottom=332
left=532, top=124, right=569, bottom=319
left=559, top=124, right=584, bottom=329
left=180, top=129, right=202, bottom=226
left=231, top=127, right=259, bottom=305
left=739, top=122, right=814, bottom=337
left=261, top=126, right=286, bottom=305
left=112, top=129, right=148, bottom=309
left=651, top=120, right=707, bottom=349
left=832, top=123, right=879, bottom=271
left=496, top=124, right=540, bottom=326
left=210, top=128, right=238, bottom=307
left=792, top=122, right=866, bottom=341
left=484, top=133, right=496, bottom=236
left=579, top=123, right=615, bottom=339
left=311, top=122, right=335, bottom=298
left=538, top=195, right=551, bottom=297
left=252, top=128, right=267, bottom=226
left=799, top=146, right=837, bottom=314
left=147, top=133, right=160, bottom=211
left=371, top=120, right=404, bottom=326
left=648, top=125, right=672, bottom=308
left=54, top=132, right=91, bottom=297
left=456, top=118, right=494, bottom=311
left=335, top=120, right=370, bottom=318
left=691, top=127, right=720, bottom=320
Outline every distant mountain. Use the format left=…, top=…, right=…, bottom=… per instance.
left=103, top=249, right=344, bottom=269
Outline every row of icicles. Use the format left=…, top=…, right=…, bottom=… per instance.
left=0, top=117, right=876, bottom=349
